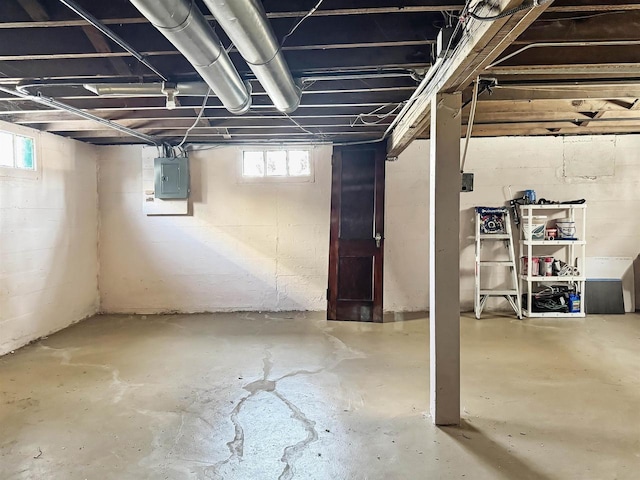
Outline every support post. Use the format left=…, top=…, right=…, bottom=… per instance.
left=429, top=92, right=461, bottom=426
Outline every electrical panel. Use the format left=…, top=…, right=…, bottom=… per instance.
left=461, top=172, right=474, bottom=192
left=154, top=157, right=189, bottom=199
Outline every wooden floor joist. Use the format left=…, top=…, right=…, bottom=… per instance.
left=387, top=0, right=555, bottom=156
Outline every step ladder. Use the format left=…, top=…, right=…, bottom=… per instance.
left=474, top=207, right=522, bottom=319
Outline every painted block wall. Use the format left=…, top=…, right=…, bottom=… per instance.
left=388, top=135, right=640, bottom=311
left=97, top=135, right=640, bottom=314
left=384, top=141, right=430, bottom=311
left=0, top=121, right=99, bottom=355
left=458, top=135, right=640, bottom=311
left=98, top=145, right=333, bottom=313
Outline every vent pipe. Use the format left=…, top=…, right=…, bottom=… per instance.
left=202, top=0, right=302, bottom=113
left=84, top=82, right=209, bottom=97
left=128, top=0, right=251, bottom=114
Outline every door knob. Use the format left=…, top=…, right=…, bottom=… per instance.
left=374, top=233, right=382, bottom=248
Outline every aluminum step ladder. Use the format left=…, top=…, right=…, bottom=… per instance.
left=474, top=207, right=522, bottom=319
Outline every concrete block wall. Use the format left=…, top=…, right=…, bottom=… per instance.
left=458, top=135, right=640, bottom=310
left=384, top=141, right=430, bottom=311
left=388, top=135, right=640, bottom=311
left=0, top=121, right=99, bottom=355
left=98, top=145, right=333, bottom=313
left=97, top=136, right=640, bottom=314
left=3, top=125, right=638, bottom=354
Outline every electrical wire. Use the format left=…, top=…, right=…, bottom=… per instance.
left=467, top=0, right=551, bottom=22
left=280, top=0, right=325, bottom=47
left=284, top=112, right=325, bottom=137
left=460, top=77, right=479, bottom=173
left=335, top=0, right=475, bottom=146
left=58, top=0, right=167, bottom=81
left=185, top=144, right=225, bottom=153
left=350, top=102, right=405, bottom=127
left=177, top=88, right=212, bottom=148
left=536, top=11, right=627, bottom=22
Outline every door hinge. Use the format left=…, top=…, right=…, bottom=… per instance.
left=326, top=288, right=330, bottom=300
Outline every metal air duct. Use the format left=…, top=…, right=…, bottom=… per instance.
left=202, top=0, right=302, bottom=113
left=128, top=0, right=251, bottom=114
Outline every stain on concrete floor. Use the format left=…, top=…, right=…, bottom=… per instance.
left=1, top=312, right=639, bottom=479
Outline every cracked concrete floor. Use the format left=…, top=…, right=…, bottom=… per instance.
left=1, top=312, right=639, bottom=480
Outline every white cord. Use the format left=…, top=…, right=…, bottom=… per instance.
left=281, top=0, right=325, bottom=47
left=460, top=77, right=479, bottom=173
left=350, top=102, right=405, bottom=127
left=284, top=112, right=324, bottom=137
left=177, top=88, right=211, bottom=148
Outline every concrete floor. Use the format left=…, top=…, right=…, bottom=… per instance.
left=0, top=312, right=638, bottom=480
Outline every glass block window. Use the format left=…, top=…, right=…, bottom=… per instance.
left=0, top=130, right=36, bottom=170
left=242, top=149, right=311, bottom=178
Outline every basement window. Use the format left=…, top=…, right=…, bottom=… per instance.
left=0, top=130, right=36, bottom=170
left=242, top=149, right=312, bottom=181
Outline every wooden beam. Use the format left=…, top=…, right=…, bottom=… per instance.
left=483, top=83, right=640, bottom=101
left=472, top=110, right=640, bottom=124
left=0, top=85, right=415, bottom=103
left=16, top=0, right=49, bottom=21
left=489, top=63, right=640, bottom=76
left=467, top=123, right=640, bottom=137
left=61, top=129, right=381, bottom=139
left=36, top=116, right=394, bottom=132
left=517, top=11, right=640, bottom=43
left=15, top=0, right=133, bottom=78
left=473, top=98, right=634, bottom=114
left=546, top=3, right=640, bottom=14
left=22, top=105, right=640, bottom=133
left=0, top=40, right=432, bottom=62
left=387, top=0, right=555, bottom=156
left=0, top=102, right=403, bottom=117
left=80, top=25, right=132, bottom=76
left=578, top=109, right=609, bottom=127
left=4, top=108, right=401, bottom=124
left=0, top=5, right=466, bottom=29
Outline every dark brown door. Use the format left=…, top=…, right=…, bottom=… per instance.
left=327, top=144, right=385, bottom=322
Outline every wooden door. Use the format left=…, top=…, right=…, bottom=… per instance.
left=327, top=144, right=385, bottom=322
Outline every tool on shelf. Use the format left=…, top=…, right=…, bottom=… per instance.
left=474, top=207, right=522, bottom=320
left=508, top=189, right=586, bottom=228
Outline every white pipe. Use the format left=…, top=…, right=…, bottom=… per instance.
left=83, top=82, right=209, bottom=97
left=129, top=0, right=251, bottom=114
left=202, top=0, right=302, bottom=113
left=5, top=85, right=160, bottom=145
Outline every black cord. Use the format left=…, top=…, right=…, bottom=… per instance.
left=468, top=0, right=549, bottom=22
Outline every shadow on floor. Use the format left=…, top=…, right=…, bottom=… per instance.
left=441, top=420, right=553, bottom=480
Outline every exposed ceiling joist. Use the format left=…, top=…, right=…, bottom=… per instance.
left=546, top=2, right=640, bottom=13
left=388, top=0, right=554, bottom=156
left=488, top=64, right=640, bottom=76
left=2, top=0, right=639, bottom=144
left=470, top=98, right=636, bottom=113
left=486, top=84, right=640, bottom=101
left=17, top=0, right=137, bottom=79
left=0, top=40, right=434, bottom=62
left=517, top=10, right=640, bottom=43
left=80, top=25, right=133, bottom=76
left=0, top=4, right=466, bottom=29
left=16, top=0, right=49, bottom=21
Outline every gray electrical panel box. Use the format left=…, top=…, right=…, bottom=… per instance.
left=154, top=157, right=189, bottom=199
left=461, top=172, right=474, bottom=192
